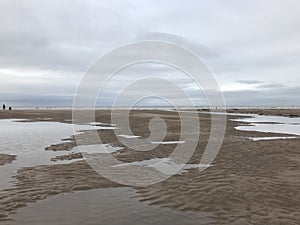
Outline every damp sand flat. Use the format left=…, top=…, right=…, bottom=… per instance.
left=0, top=109, right=299, bottom=224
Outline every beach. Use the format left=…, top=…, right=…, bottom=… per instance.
left=0, top=109, right=299, bottom=224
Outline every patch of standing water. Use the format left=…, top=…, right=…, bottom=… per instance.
left=150, top=141, right=186, bottom=145
left=0, top=119, right=94, bottom=190
left=248, top=137, right=297, bottom=141
left=8, top=188, right=214, bottom=225
left=117, top=135, right=186, bottom=145
left=232, top=115, right=300, bottom=124
left=230, top=114, right=300, bottom=137
left=118, top=134, right=141, bottom=139
left=73, top=144, right=123, bottom=154
left=113, top=158, right=211, bottom=175
left=89, top=122, right=116, bottom=127
left=88, top=126, right=117, bottom=130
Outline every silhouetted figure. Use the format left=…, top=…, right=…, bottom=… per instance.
left=9, top=107, right=12, bottom=110
left=2, top=104, right=5, bottom=110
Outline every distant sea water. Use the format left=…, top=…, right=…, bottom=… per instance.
left=10, top=106, right=300, bottom=110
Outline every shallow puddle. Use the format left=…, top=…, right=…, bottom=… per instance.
left=8, top=187, right=213, bottom=225
left=248, top=137, right=297, bottom=141
left=231, top=114, right=300, bottom=137
left=0, top=119, right=92, bottom=189
left=114, top=158, right=211, bottom=175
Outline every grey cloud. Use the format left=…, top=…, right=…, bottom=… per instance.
left=1, top=0, right=300, bottom=107
left=223, top=87, right=300, bottom=107
left=136, top=32, right=220, bottom=59
left=0, top=0, right=145, bottom=71
left=235, top=80, right=286, bottom=89
left=236, top=80, right=263, bottom=84
left=256, top=83, right=286, bottom=89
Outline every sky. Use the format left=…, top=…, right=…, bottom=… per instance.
left=0, top=0, right=300, bottom=107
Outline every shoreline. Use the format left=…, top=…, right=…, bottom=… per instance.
left=1, top=107, right=299, bottom=121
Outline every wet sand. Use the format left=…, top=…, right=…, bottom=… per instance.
left=0, top=109, right=299, bottom=224
left=0, top=154, right=16, bottom=166
left=226, top=108, right=300, bottom=117
left=50, top=152, right=83, bottom=162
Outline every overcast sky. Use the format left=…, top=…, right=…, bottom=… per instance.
left=0, top=0, right=300, bottom=107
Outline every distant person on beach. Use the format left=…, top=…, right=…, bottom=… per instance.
left=9, top=107, right=12, bottom=110
left=2, top=104, right=5, bottom=110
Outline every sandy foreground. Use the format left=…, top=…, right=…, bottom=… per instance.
left=0, top=109, right=299, bottom=224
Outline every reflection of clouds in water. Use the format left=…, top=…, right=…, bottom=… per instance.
left=0, top=119, right=89, bottom=155
left=118, top=134, right=141, bottom=139
left=0, top=119, right=93, bottom=190
left=89, top=122, right=117, bottom=127
left=236, top=123, right=300, bottom=136
left=232, top=115, right=300, bottom=124
left=150, top=141, right=185, bottom=145
left=231, top=114, right=300, bottom=137
left=11, top=188, right=209, bottom=225
left=73, top=144, right=123, bottom=154
left=248, top=137, right=297, bottom=141
left=113, top=158, right=211, bottom=176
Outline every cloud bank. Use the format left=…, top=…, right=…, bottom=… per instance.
left=0, top=0, right=299, bottom=107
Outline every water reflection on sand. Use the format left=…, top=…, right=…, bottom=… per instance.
left=9, top=188, right=213, bottom=225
